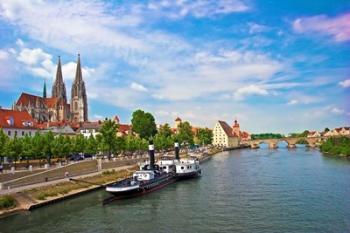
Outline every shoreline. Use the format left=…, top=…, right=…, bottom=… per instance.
left=0, top=151, right=223, bottom=219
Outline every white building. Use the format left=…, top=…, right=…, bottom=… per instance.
left=213, top=121, right=239, bottom=148
left=0, top=108, right=38, bottom=138
left=78, top=121, right=102, bottom=138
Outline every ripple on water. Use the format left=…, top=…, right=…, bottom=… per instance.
left=1, top=148, right=350, bottom=233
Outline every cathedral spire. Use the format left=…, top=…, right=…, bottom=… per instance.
left=71, top=54, right=88, bottom=122
left=74, top=53, right=83, bottom=83
left=52, top=56, right=67, bottom=101
left=43, top=79, right=47, bottom=99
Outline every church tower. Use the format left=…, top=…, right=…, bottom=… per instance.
left=71, top=54, right=88, bottom=122
left=52, top=56, right=67, bottom=102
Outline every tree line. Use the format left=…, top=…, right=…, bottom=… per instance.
left=320, top=136, right=350, bottom=157
left=0, top=109, right=213, bottom=166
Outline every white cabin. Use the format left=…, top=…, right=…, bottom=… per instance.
left=133, top=171, right=155, bottom=181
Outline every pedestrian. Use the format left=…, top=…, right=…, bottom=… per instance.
left=0, top=164, right=3, bottom=173
left=65, top=171, right=69, bottom=178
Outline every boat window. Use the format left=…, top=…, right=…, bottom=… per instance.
left=181, top=166, right=184, bottom=169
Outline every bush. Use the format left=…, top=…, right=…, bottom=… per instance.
left=0, top=195, right=16, bottom=209
left=321, top=136, right=350, bottom=157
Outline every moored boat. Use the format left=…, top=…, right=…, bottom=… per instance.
left=105, top=141, right=176, bottom=198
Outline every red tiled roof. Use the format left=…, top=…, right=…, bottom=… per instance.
left=44, top=97, right=59, bottom=108
left=118, top=124, right=131, bottom=133
left=241, top=131, right=250, bottom=139
left=218, top=120, right=236, bottom=137
left=16, top=93, right=44, bottom=106
left=0, top=108, right=37, bottom=129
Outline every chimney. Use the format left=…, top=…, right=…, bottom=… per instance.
left=174, top=141, right=180, bottom=160
left=148, top=140, right=155, bottom=170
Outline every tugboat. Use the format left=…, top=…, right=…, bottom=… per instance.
left=173, top=142, right=201, bottom=179
left=105, top=141, right=176, bottom=198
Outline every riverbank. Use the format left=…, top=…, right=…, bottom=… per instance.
left=0, top=165, right=137, bottom=218
left=320, top=136, right=350, bottom=157
left=0, top=150, right=220, bottom=218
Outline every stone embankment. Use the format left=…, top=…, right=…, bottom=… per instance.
left=0, top=149, right=225, bottom=218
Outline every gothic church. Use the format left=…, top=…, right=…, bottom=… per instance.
left=14, top=54, right=88, bottom=123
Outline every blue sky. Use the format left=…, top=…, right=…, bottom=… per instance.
left=0, top=0, right=349, bottom=134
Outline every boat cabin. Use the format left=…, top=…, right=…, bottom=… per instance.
left=133, top=170, right=155, bottom=181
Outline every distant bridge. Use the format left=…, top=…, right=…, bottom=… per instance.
left=247, top=137, right=324, bottom=149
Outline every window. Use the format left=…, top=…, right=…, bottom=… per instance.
left=15, top=131, right=17, bottom=136
left=8, top=131, right=11, bottom=136
left=29, top=132, right=32, bottom=136
left=74, top=102, right=78, bottom=111
left=22, top=131, right=24, bottom=136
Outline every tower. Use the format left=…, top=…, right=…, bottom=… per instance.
left=71, top=54, right=88, bottom=122
left=52, top=56, right=67, bottom=102
left=43, top=79, right=47, bottom=99
left=232, top=119, right=240, bottom=137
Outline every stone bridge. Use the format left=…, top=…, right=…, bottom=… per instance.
left=248, top=137, right=324, bottom=149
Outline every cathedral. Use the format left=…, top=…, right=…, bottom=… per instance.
left=14, top=54, right=88, bottom=123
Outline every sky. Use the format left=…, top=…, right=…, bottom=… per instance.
left=0, top=0, right=349, bottom=134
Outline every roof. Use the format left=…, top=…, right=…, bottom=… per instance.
left=0, top=108, right=37, bottom=129
left=218, top=120, right=236, bottom=137
left=118, top=124, right=131, bottom=133
left=79, top=121, right=102, bottom=130
left=44, top=97, right=59, bottom=108
left=16, top=93, right=44, bottom=106
left=44, top=125, right=76, bottom=135
left=175, top=117, right=182, bottom=121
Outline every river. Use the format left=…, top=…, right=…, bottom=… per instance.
left=1, top=146, right=350, bottom=233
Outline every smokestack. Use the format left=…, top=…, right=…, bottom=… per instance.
left=149, top=140, right=155, bottom=170
left=175, top=141, right=180, bottom=160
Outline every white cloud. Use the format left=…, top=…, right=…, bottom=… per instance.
left=287, top=99, right=299, bottom=105
left=0, top=50, right=9, bottom=60
left=233, top=85, right=268, bottom=100
left=130, top=82, right=148, bottom=92
left=293, top=13, right=350, bottom=42
left=147, top=0, right=250, bottom=19
left=247, top=22, right=269, bottom=34
left=0, top=0, right=146, bottom=55
left=339, top=79, right=350, bottom=88
left=331, top=107, right=345, bottom=115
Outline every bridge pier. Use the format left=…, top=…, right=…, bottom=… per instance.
left=268, top=143, right=278, bottom=149
left=287, top=144, right=296, bottom=149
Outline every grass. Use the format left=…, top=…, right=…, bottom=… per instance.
left=27, top=166, right=138, bottom=201
left=0, top=195, right=16, bottom=210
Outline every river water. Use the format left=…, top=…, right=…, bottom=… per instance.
left=1, top=146, right=350, bottom=233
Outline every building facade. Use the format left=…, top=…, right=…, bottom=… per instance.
left=0, top=108, right=38, bottom=138
left=213, top=120, right=239, bottom=148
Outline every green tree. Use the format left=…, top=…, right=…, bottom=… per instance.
left=22, top=135, right=34, bottom=168
left=99, top=119, right=119, bottom=159
left=73, top=134, right=86, bottom=154
left=158, top=124, right=173, bottom=138
left=85, top=134, right=98, bottom=155
left=196, top=128, right=213, bottom=145
left=0, top=129, right=9, bottom=163
left=176, top=121, right=194, bottom=145
left=131, top=109, right=157, bottom=139
left=31, top=132, right=45, bottom=166
left=4, top=136, right=23, bottom=169
left=42, top=131, right=54, bottom=165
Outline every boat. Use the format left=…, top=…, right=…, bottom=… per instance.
left=105, top=142, right=176, bottom=198
left=173, top=142, right=201, bottom=180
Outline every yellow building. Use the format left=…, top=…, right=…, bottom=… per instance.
left=213, top=121, right=239, bottom=148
